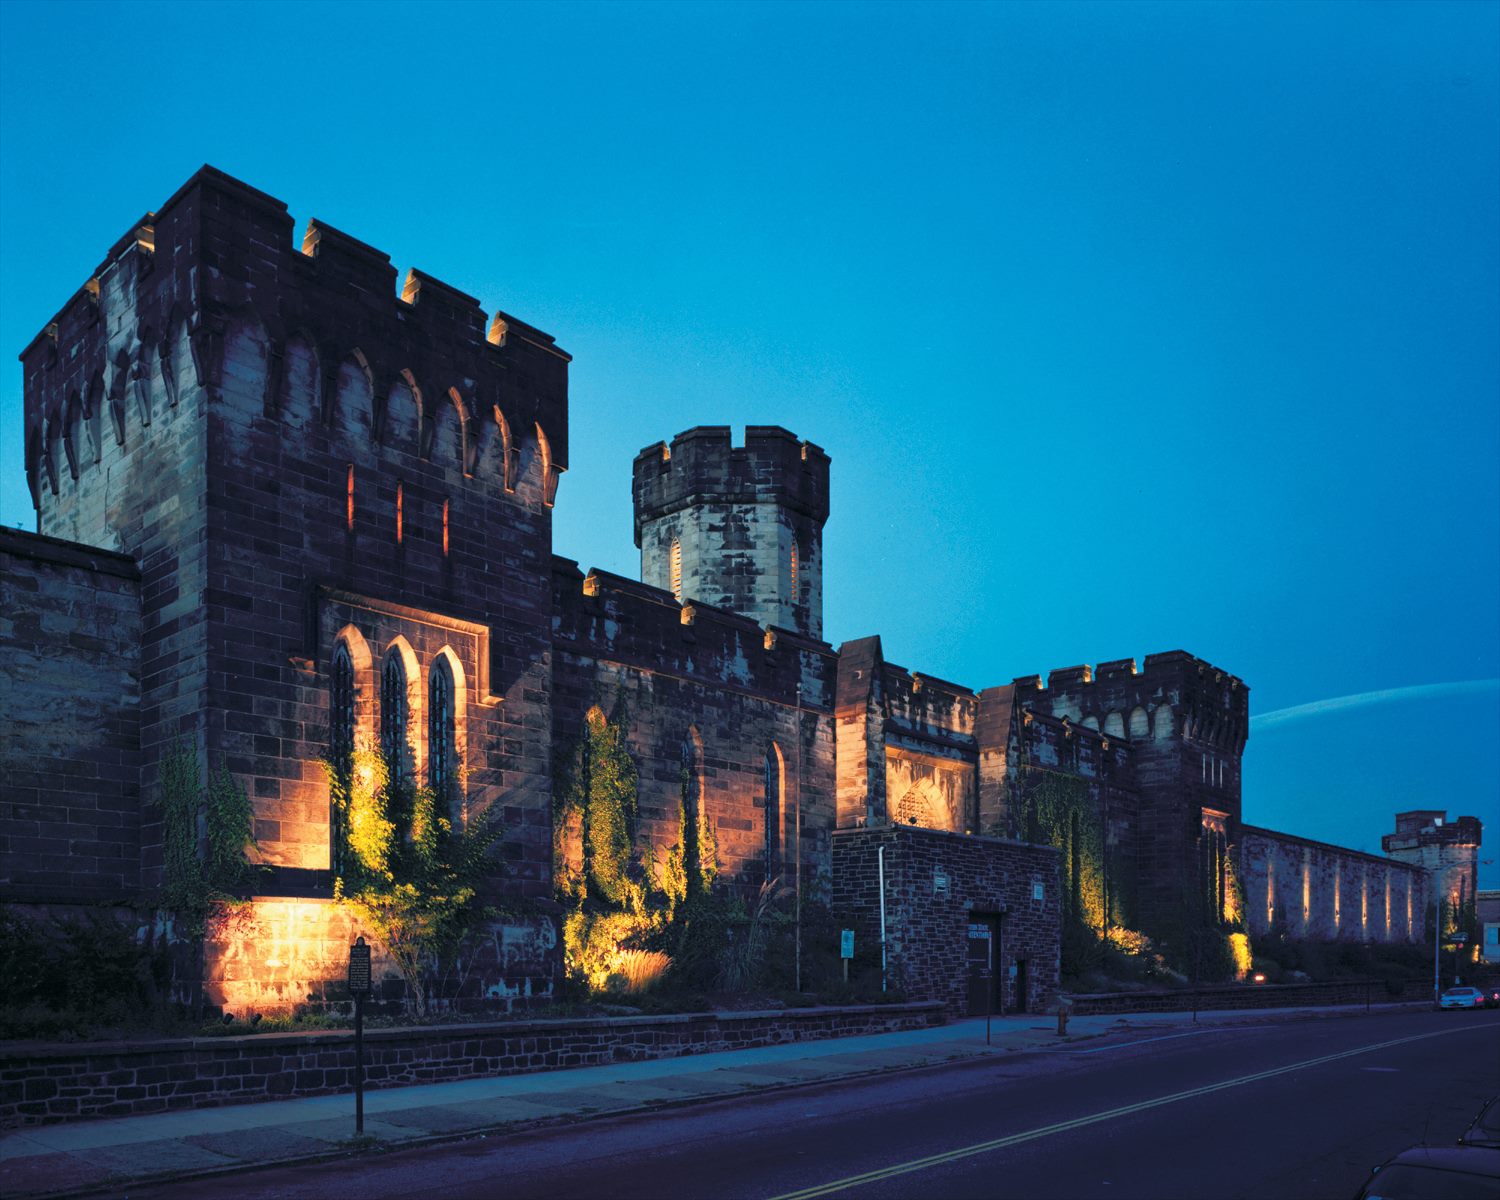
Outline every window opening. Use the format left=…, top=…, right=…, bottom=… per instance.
left=395, top=482, right=404, bottom=544
left=429, top=657, right=455, bottom=805
left=330, top=642, right=355, bottom=874
left=442, top=498, right=450, bottom=556
left=381, top=653, right=408, bottom=785
left=670, top=537, right=682, bottom=601
left=764, top=747, right=781, bottom=876
left=346, top=464, right=355, bottom=530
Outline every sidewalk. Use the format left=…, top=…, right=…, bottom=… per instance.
left=0, top=1000, right=1426, bottom=1198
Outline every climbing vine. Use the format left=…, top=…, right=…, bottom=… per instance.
left=1015, top=765, right=1105, bottom=932
left=327, top=745, right=505, bottom=1015
left=157, top=742, right=263, bottom=936
left=553, top=703, right=720, bottom=993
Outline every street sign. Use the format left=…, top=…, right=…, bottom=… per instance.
left=347, top=936, right=372, bottom=995
left=1450, top=933, right=1468, bottom=944
left=840, top=929, right=855, bottom=959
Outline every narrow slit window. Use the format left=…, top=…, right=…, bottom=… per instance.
left=442, top=498, right=450, bottom=556
left=790, top=541, right=799, bottom=596
left=330, top=643, right=355, bottom=874
left=429, top=657, right=455, bottom=805
left=346, top=464, right=355, bottom=530
left=670, top=537, right=682, bottom=601
left=395, top=482, right=404, bottom=544
left=380, top=653, right=408, bottom=786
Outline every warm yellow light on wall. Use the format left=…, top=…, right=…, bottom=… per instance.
left=1229, top=932, right=1251, bottom=981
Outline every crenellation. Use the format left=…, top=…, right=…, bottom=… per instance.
left=5, top=166, right=1476, bottom=1039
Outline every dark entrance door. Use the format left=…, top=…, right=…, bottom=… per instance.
left=1014, top=957, right=1028, bottom=1014
left=966, top=915, right=999, bottom=1016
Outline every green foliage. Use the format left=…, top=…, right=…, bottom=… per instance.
left=0, top=906, right=171, bottom=1040
left=329, top=747, right=506, bottom=1016
left=156, top=742, right=263, bottom=934
left=553, top=703, right=737, bottom=994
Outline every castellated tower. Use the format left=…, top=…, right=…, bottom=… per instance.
left=633, top=426, right=830, bottom=638
left=19, top=165, right=569, bottom=906
left=1383, top=811, right=1484, bottom=918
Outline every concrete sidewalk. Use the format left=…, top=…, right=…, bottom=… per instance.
left=0, top=1000, right=1426, bottom=1198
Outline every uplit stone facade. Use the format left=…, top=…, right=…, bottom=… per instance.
left=2, top=167, right=1481, bottom=1020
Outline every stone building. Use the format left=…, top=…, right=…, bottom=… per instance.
left=1, top=168, right=1481, bottom=1020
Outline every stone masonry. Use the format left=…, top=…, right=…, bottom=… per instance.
left=3, top=166, right=1481, bottom=1021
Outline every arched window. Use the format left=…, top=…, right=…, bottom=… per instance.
left=331, top=644, right=355, bottom=768
left=764, top=746, right=782, bottom=878
left=381, top=652, right=409, bottom=784
left=429, top=657, right=455, bottom=803
left=680, top=733, right=702, bottom=890
left=330, top=642, right=356, bottom=874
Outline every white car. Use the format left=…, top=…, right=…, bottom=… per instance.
left=1439, top=986, right=1486, bottom=1010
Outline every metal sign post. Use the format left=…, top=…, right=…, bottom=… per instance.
left=347, top=936, right=372, bottom=1134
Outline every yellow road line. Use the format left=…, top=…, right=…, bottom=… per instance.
left=768, top=1026, right=1478, bottom=1200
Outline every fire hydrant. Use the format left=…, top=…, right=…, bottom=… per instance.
left=1056, top=997, right=1073, bottom=1037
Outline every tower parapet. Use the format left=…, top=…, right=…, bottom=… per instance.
left=633, top=425, right=830, bottom=638
left=1383, top=811, right=1483, bottom=919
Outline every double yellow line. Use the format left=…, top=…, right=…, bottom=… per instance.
left=769, top=1026, right=1472, bottom=1200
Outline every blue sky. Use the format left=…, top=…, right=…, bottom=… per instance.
left=1, top=1, right=1495, bottom=881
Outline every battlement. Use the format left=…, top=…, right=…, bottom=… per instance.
left=550, top=556, right=833, bottom=709
left=22, top=165, right=569, bottom=516
left=1007, top=650, right=1249, bottom=752
left=881, top=662, right=978, bottom=742
left=1383, top=812, right=1484, bottom=852
left=632, top=425, right=830, bottom=543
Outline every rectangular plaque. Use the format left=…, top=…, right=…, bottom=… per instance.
left=840, top=929, right=855, bottom=959
left=347, top=939, right=372, bottom=995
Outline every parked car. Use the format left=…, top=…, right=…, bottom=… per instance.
left=1438, top=986, right=1486, bottom=1010
left=1352, top=1145, right=1500, bottom=1198
left=1460, top=1096, right=1500, bottom=1149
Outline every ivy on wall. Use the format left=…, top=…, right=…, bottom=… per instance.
left=327, top=746, right=504, bottom=1015
left=552, top=703, right=720, bottom=993
left=157, top=742, right=262, bottom=935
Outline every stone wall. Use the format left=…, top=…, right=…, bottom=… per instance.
left=831, top=826, right=1061, bottom=1015
left=202, top=899, right=559, bottom=1017
left=1067, top=978, right=1414, bottom=1016
left=551, top=559, right=836, bottom=891
left=0, top=529, right=141, bottom=904
left=0, top=1001, right=943, bottom=1127
left=1239, top=825, right=1427, bottom=944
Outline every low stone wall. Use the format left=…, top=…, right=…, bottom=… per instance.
left=1066, top=978, right=1408, bottom=1016
left=0, top=1001, right=944, bottom=1127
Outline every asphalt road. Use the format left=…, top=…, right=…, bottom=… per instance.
left=133, top=1009, right=1500, bottom=1200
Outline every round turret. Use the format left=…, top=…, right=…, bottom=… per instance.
left=632, top=425, right=830, bottom=638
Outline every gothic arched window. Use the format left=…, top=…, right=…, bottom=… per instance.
left=381, top=652, right=408, bottom=783
left=681, top=733, right=702, bottom=890
left=429, top=657, right=455, bottom=804
left=331, top=643, right=355, bottom=769
left=764, top=746, right=781, bottom=878
left=330, top=642, right=356, bottom=874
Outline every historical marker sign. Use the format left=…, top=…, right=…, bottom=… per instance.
left=348, top=936, right=372, bottom=995
left=840, top=929, right=855, bottom=959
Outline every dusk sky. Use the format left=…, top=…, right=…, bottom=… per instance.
left=1, top=1, right=1495, bottom=882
